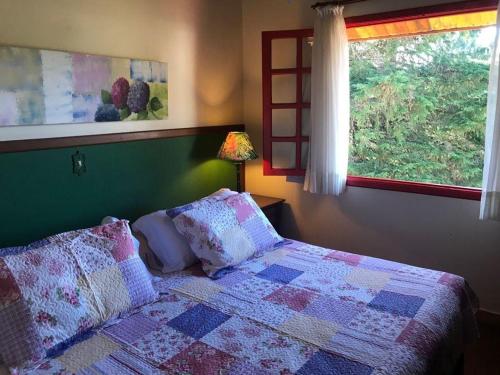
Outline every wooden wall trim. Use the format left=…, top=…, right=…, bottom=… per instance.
left=0, top=124, right=245, bottom=153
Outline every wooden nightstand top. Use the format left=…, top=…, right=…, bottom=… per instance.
left=251, top=194, right=285, bottom=209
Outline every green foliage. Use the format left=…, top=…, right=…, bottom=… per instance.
left=101, top=90, right=112, bottom=105
left=148, top=96, right=164, bottom=119
left=119, top=107, right=131, bottom=121
left=137, top=110, right=148, bottom=120
left=348, top=29, right=491, bottom=187
left=149, top=97, right=163, bottom=112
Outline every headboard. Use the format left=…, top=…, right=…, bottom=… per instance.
left=0, top=125, right=243, bottom=247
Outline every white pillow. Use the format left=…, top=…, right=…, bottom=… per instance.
left=132, top=210, right=197, bottom=273
left=133, top=231, right=165, bottom=273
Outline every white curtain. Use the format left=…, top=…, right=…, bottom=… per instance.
left=480, top=7, right=500, bottom=221
left=304, top=6, right=350, bottom=196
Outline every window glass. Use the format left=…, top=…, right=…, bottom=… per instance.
left=272, top=39, right=296, bottom=69
left=272, top=142, right=296, bottom=168
left=302, top=37, right=313, bottom=67
left=302, top=108, right=311, bottom=136
left=272, top=75, right=296, bottom=103
left=301, top=142, right=309, bottom=169
left=272, top=109, right=296, bottom=136
left=302, top=73, right=311, bottom=103
left=349, top=28, right=495, bottom=187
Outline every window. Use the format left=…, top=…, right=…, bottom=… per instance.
left=262, top=1, right=498, bottom=199
left=262, top=30, right=312, bottom=176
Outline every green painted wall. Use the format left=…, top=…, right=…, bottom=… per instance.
left=0, top=133, right=236, bottom=247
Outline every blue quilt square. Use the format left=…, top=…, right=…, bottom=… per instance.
left=298, top=350, right=373, bottom=375
left=368, top=291, right=425, bottom=318
left=167, top=304, right=231, bottom=339
left=166, top=203, right=194, bottom=218
left=256, top=264, right=303, bottom=284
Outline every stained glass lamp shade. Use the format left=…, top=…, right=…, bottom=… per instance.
left=217, top=132, right=257, bottom=192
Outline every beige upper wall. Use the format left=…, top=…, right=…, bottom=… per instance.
left=0, top=0, right=243, bottom=141
left=242, top=0, right=500, bottom=313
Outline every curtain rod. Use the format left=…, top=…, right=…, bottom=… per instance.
left=311, top=0, right=367, bottom=9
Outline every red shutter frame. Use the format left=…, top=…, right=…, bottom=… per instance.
left=262, top=29, right=313, bottom=176
left=262, top=0, right=495, bottom=199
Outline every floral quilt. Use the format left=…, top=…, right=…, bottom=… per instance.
left=6, top=240, right=478, bottom=375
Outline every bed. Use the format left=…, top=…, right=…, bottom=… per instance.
left=3, top=239, right=478, bottom=375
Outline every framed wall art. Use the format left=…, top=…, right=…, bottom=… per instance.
left=0, top=46, right=168, bottom=126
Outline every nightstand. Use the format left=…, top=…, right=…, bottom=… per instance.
left=251, top=194, right=285, bottom=233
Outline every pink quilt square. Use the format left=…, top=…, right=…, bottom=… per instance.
left=438, top=272, right=463, bottom=297
left=91, top=221, right=135, bottom=262
left=160, top=341, right=236, bottom=375
left=396, top=319, right=438, bottom=357
left=0, top=259, right=21, bottom=307
left=264, top=285, right=318, bottom=312
left=323, top=251, right=362, bottom=266
left=227, top=195, right=255, bottom=223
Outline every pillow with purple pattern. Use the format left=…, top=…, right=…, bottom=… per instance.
left=0, top=220, right=158, bottom=372
left=167, top=192, right=285, bottom=278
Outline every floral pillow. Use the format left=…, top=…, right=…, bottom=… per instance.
left=0, top=220, right=158, bottom=372
left=167, top=192, right=285, bottom=277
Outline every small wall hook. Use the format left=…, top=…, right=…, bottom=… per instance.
left=72, top=151, right=87, bottom=176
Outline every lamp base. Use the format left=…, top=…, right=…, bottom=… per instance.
left=234, top=162, right=243, bottom=193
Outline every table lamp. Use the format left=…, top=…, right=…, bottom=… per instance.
left=217, top=131, right=257, bottom=192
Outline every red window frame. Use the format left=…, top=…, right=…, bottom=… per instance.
left=262, top=29, right=312, bottom=176
left=262, top=0, right=497, bottom=200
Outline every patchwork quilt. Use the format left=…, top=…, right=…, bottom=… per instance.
left=5, top=240, right=479, bottom=375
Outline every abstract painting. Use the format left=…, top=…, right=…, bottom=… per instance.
left=0, top=46, right=168, bottom=126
